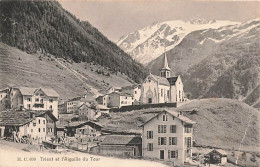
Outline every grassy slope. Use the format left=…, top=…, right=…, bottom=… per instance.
left=97, top=98, right=259, bottom=151
left=0, top=43, right=133, bottom=100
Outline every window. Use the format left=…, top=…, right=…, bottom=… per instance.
left=49, top=99, right=53, bottom=103
left=167, top=90, right=170, bottom=98
left=43, top=120, right=45, bottom=124
left=179, top=91, right=181, bottom=98
left=43, top=128, right=45, bottom=132
left=168, top=150, right=178, bottom=159
left=185, top=127, right=192, bottom=133
left=170, top=125, right=176, bottom=133
left=35, top=98, right=39, bottom=102
left=147, top=131, right=153, bottom=139
left=185, top=137, right=192, bottom=148
left=125, top=96, right=127, bottom=99
left=38, top=120, right=40, bottom=124
left=147, top=143, right=153, bottom=151
left=158, top=125, right=166, bottom=133
left=121, top=101, right=123, bottom=104
left=27, top=104, right=31, bottom=108
left=158, top=137, right=166, bottom=145
left=161, top=89, right=163, bottom=97
left=31, top=129, right=33, bottom=133
left=38, top=128, right=41, bottom=132
left=49, top=105, right=52, bottom=110
left=163, top=115, right=168, bottom=121
left=27, top=98, right=31, bottom=102
left=40, top=93, right=44, bottom=97
left=169, top=137, right=177, bottom=145
left=135, top=91, right=137, bottom=94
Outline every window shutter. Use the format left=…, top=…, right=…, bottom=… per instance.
left=168, top=150, right=170, bottom=159
left=158, top=125, right=160, bottom=133
left=151, top=131, right=153, bottom=139
left=147, top=131, right=149, bottom=139
left=164, top=137, right=166, bottom=145
left=164, top=125, right=166, bottom=133
left=176, top=150, right=178, bottom=159
left=158, top=137, right=160, bottom=145
left=169, top=137, right=172, bottom=145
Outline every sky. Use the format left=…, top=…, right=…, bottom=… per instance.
left=58, top=0, right=260, bottom=41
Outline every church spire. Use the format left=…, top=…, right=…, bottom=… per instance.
left=163, top=53, right=171, bottom=71
left=160, top=53, right=171, bottom=78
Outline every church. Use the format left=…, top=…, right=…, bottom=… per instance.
left=140, top=55, right=184, bottom=104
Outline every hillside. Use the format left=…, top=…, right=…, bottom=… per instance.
left=148, top=18, right=260, bottom=106
left=117, top=19, right=238, bottom=65
left=0, top=1, right=147, bottom=83
left=0, top=43, right=133, bottom=100
left=97, top=98, right=259, bottom=151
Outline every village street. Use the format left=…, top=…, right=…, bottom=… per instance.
left=0, top=140, right=168, bottom=167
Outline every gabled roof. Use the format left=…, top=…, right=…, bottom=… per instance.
left=0, top=110, right=58, bottom=126
left=39, top=88, right=59, bottom=97
left=140, top=109, right=196, bottom=127
left=65, top=121, right=103, bottom=128
left=97, top=105, right=110, bottom=110
left=19, top=87, right=38, bottom=96
left=18, top=87, right=59, bottom=97
left=109, top=92, right=133, bottom=97
left=150, top=74, right=170, bottom=86
left=167, top=76, right=179, bottom=85
left=207, top=149, right=228, bottom=156
left=101, top=135, right=141, bottom=145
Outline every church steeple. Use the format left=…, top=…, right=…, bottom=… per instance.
left=160, top=53, right=171, bottom=78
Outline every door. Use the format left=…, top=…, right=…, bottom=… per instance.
left=160, top=150, right=164, bottom=159
left=148, top=98, right=152, bottom=104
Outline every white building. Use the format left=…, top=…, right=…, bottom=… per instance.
left=141, top=109, right=196, bottom=165
left=0, top=110, right=58, bottom=141
left=0, top=87, right=59, bottom=118
left=140, top=55, right=185, bottom=104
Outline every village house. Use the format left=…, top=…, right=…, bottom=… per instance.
left=205, top=149, right=228, bottom=165
left=78, top=103, right=97, bottom=121
left=0, top=110, right=58, bottom=141
left=65, top=121, right=103, bottom=137
left=90, top=135, right=142, bottom=158
left=62, top=94, right=95, bottom=114
left=140, top=55, right=185, bottom=104
left=121, top=85, right=141, bottom=105
left=97, top=92, right=134, bottom=108
left=0, top=87, right=59, bottom=118
left=141, top=109, right=196, bottom=165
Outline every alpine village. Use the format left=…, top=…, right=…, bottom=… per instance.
left=0, top=1, right=259, bottom=167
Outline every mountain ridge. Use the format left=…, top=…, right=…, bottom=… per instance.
left=0, top=1, right=148, bottom=83
left=117, top=19, right=239, bottom=65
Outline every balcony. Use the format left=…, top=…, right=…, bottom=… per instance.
left=33, top=103, right=44, bottom=108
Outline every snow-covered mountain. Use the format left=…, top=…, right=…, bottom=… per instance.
left=116, top=19, right=239, bottom=65
left=147, top=18, right=260, bottom=107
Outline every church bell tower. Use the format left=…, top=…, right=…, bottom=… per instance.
left=160, top=54, right=171, bottom=78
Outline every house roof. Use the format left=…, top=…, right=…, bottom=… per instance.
left=140, top=109, right=196, bottom=127
left=110, top=92, right=133, bottom=97
left=101, top=135, right=141, bottom=145
left=65, top=121, right=103, bottom=128
left=19, top=87, right=38, bottom=96
left=18, top=87, right=59, bottom=97
left=40, top=88, right=59, bottom=97
left=207, top=149, right=228, bottom=155
left=167, top=76, right=178, bottom=85
left=150, top=74, right=170, bottom=86
left=121, top=84, right=140, bottom=90
left=0, top=110, right=57, bottom=126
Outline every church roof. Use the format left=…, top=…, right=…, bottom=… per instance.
left=150, top=74, right=170, bottom=86
left=167, top=76, right=179, bottom=85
